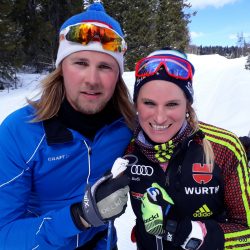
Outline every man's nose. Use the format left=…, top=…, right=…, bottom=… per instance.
left=85, top=67, right=100, bottom=86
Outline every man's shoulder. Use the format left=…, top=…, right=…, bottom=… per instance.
left=1, top=104, right=36, bottom=126
left=0, top=104, right=44, bottom=141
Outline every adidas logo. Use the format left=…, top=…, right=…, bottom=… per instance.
left=193, top=204, right=213, bottom=217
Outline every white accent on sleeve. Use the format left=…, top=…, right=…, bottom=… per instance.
left=26, top=134, right=46, bottom=164
left=36, top=217, right=52, bottom=235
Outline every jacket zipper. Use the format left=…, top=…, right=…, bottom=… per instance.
left=76, top=140, right=92, bottom=248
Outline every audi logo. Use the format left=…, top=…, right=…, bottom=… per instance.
left=131, top=165, right=154, bottom=176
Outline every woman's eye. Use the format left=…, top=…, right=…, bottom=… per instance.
left=144, top=100, right=155, bottom=106
left=167, top=102, right=178, bottom=107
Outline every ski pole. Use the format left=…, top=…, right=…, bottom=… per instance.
left=106, top=220, right=114, bottom=250
left=106, top=157, right=129, bottom=250
left=155, top=236, right=163, bottom=250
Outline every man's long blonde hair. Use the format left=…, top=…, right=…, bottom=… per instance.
left=186, top=102, right=215, bottom=168
left=27, top=66, right=136, bottom=130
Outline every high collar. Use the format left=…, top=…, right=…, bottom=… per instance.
left=43, top=116, right=73, bottom=145
left=133, top=122, right=203, bottom=164
left=43, top=99, right=122, bottom=144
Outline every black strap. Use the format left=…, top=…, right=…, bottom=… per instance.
left=165, top=129, right=204, bottom=189
left=164, top=219, right=177, bottom=242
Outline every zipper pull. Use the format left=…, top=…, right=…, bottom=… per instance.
left=88, top=146, right=92, bottom=155
left=177, top=165, right=182, bottom=174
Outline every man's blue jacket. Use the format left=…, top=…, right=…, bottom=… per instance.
left=0, top=105, right=132, bottom=249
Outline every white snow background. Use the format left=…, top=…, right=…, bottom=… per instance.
left=0, top=54, right=250, bottom=249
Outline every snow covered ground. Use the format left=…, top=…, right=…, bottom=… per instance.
left=0, top=54, right=250, bottom=249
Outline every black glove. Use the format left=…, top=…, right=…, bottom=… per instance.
left=71, top=174, right=130, bottom=230
left=164, top=218, right=207, bottom=250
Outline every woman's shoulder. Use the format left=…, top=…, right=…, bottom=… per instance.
left=199, top=121, right=239, bottom=141
left=198, top=121, right=244, bottom=157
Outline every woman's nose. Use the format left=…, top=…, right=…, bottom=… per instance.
left=154, top=107, right=166, bottom=124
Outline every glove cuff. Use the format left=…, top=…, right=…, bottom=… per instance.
left=82, top=183, right=107, bottom=227
left=70, top=203, right=91, bottom=230
left=71, top=176, right=112, bottom=229
left=164, top=220, right=178, bottom=242
left=164, top=219, right=207, bottom=250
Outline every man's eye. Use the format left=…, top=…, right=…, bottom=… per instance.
left=75, top=61, right=88, bottom=66
left=99, top=64, right=112, bottom=70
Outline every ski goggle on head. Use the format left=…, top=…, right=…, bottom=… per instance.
left=135, top=55, right=194, bottom=80
left=61, top=22, right=127, bottom=54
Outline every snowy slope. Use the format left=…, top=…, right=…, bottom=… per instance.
left=0, top=54, right=250, bottom=249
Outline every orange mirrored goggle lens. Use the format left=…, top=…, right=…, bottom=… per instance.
left=65, top=23, right=127, bottom=53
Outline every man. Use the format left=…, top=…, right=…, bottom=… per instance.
left=0, top=3, right=134, bottom=249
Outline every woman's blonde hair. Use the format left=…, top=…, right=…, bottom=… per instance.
left=186, top=102, right=215, bottom=168
left=27, top=66, right=136, bottom=130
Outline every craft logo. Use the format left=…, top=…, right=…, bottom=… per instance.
left=192, top=163, right=213, bottom=184
left=48, top=154, right=69, bottom=162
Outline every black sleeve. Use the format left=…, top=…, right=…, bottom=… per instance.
left=201, top=220, right=224, bottom=250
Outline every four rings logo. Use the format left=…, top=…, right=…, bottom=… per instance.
left=123, top=154, right=154, bottom=177
left=131, top=165, right=154, bottom=176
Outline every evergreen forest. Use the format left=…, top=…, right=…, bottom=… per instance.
left=0, top=0, right=249, bottom=88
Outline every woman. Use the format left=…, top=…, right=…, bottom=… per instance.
left=123, top=48, right=250, bottom=250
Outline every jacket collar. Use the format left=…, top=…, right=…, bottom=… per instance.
left=43, top=117, right=73, bottom=145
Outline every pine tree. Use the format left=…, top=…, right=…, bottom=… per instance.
left=245, top=54, right=250, bottom=70
left=35, top=0, right=82, bottom=69
left=0, top=0, right=24, bottom=86
left=103, top=0, right=192, bottom=70
left=12, top=0, right=83, bottom=71
left=0, top=0, right=194, bottom=75
left=124, top=0, right=158, bottom=70
left=103, top=0, right=158, bottom=71
left=155, top=0, right=191, bottom=51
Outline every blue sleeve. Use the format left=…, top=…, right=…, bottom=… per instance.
left=0, top=118, right=81, bottom=249
left=0, top=112, right=128, bottom=249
